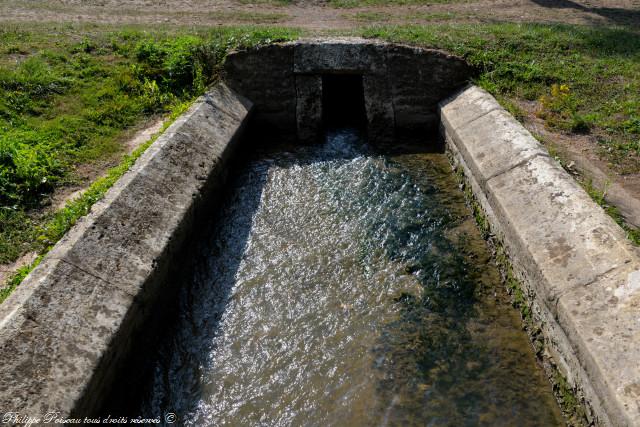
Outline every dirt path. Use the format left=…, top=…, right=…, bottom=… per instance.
left=1, top=0, right=639, bottom=30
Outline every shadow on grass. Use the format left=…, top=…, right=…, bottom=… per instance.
left=531, top=0, right=640, bottom=28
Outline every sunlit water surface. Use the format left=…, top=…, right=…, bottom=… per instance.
left=138, top=129, right=564, bottom=426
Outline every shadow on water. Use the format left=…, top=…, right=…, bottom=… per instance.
left=101, top=147, right=272, bottom=419
left=105, top=129, right=375, bottom=421
left=337, top=146, right=561, bottom=425
left=111, top=128, right=564, bottom=426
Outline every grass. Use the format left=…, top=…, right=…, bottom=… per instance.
left=330, top=0, right=466, bottom=8
left=2, top=21, right=640, bottom=297
left=350, top=12, right=393, bottom=23
left=0, top=24, right=299, bottom=277
left=204, top=11, right=289, bottom=24
left=361, top=24, right=640, bottom=174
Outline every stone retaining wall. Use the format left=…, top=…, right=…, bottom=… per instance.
left=0, top=83, right=252, bottom=419
left=441, top=85, right=640, bottom=426
left=223, top=37, right=472, bottom=144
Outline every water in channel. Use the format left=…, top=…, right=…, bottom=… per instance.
left=139, top=129, right=564, bottom=426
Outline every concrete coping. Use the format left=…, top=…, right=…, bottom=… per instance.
left=441, top=85, right=640, bottom=426
left=0, top=83, right=252, bottom=418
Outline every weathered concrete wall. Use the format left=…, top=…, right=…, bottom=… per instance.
left=441, top=85, right=640, bottom=426
left=0, top=83, right=252, bottom=419
left=224, top=37, right=472, bottom=144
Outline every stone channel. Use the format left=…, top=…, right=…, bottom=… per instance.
left=0, top=38, right=638, bottom=426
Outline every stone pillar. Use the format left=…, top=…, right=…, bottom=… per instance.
left=363, top=74, right=395, bottom=145
left=295, top=75, right=323, bottom=144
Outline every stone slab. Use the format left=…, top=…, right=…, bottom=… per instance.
left=0, top=258, right=133, bottom=417
left=440, top=85, right=640, bottom=426
left=444, top=108, right=549, bottom=184
left=292, top=38, right=387, bottom=74
left=488, top=154, right=636, bottom=305
left=440, top=85, right=503, bottom=131
left=557, top=265, right=640, bottom=426
left=0, top=83, right=252, bottom=418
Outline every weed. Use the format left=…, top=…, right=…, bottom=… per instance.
left=553, top=371, right=590, bottom=425
left=583, top=178, right=640, bottom=245
left=0, top=26, right=299, bottom=295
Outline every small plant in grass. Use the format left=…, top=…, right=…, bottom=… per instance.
left=0, top=257, right=41, bottom=304
left=0, top=26, right=300, bottom=299
left=583, top=178, right=640, bottom=245
left=538, top=84, right=594, bottom=134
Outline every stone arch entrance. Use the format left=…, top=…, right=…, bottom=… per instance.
left=223, top=37, right=473, bottom=144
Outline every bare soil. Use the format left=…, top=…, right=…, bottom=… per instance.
left=1, top=0, right=639, bottom=30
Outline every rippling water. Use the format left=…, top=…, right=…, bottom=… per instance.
left=138, top=129, right=564, bottom=426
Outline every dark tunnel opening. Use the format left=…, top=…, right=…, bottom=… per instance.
left=321, top=74, right=367, bottom=131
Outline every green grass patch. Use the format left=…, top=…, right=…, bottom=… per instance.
left=331, top=0, right=466, bottom=7
left=362, top=23, right=640, bottom=174
left=350, top=12, right=393, bottom=23
left=0, top=24, right=299, bottom=274
left=205, top=11, right=289, bottom=24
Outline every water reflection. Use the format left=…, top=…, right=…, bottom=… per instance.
left=137, top=129, right=564, bottom=426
